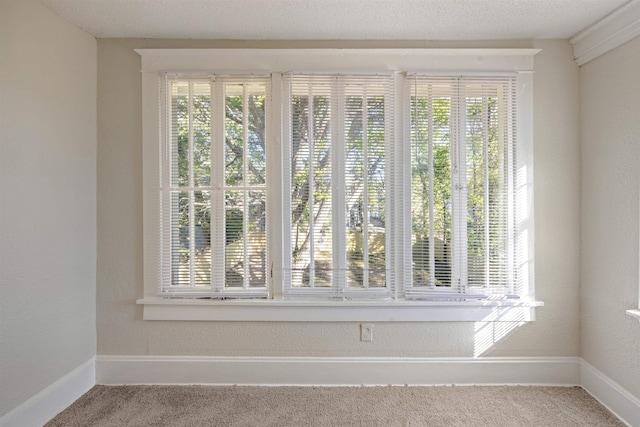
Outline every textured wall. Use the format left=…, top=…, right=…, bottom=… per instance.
left=97, top=39, right=580, bottom=359
left=580, top=36, right=640, bottom=399
left=0, top=0, right=97, bottom=417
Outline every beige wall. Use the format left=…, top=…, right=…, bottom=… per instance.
left=96, top=39, right=580, bottom=358
left=0, top=0, right=97, bottom=418
left=580, top=36, right=640, bottom=399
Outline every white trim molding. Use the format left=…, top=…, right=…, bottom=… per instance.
left=94, top=356, right=640, bottom=425
left=570, top=0, right=640, bottom=66
left=627, top=309, right=640, bottom=322
left=137, top=298, right=542, bottom=322
left=0, top=357, right=95, bottom=427
left=96, top=355, right=579, bottom=386
left=136, top=48, right=540, bottom=74
left=3, top=356, right=637, bottom=425
left=580, top=360, right=640, bottom=427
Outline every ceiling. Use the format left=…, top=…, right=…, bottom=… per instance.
left=37, top=0, right=630, bottom=40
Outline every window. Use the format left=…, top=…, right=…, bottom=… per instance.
left=160, top=76, right=269, bottom=298
left=139, top=49, right=540, bottom=321
left=283, top=74, right=394, bottom=298
left=406, top=76, right=519, bottom=300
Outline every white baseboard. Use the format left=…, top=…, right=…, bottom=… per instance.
left=7, top=356, right=636, bottom=426
left=96, top=355, right=580, bottom=386
left=580, top=360, right=640, bottom=427
left=0, top=357, right=95, bottom=427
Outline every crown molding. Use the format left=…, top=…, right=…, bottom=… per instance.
left=570, top=0, right=640, bottom=66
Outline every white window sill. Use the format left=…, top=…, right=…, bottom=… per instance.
left=137, top=298, right=543, bottom=322
left=626, top=309, right=640, bottom=322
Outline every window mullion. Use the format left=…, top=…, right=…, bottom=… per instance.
left=281, top=75, right=293, bottom=297
left=188, top=81, right=196, bottom=288
left=269, top=73, right=283, bottom=299
left=396, top=72, right=409, bottom=299
left=385, top=73, right=398, bottom=298
left=242, top=83, right=250, bottom=290
left=482, top=92, right=490, bottom=290
left=427, top=84, right=436, bottom=289
left=507, top=79, right=517, bottom=295
left=307, top=83, right=316, bottom=289
left=161, top=75, right=171, bottom=292
left=362, top=85, right=370, bottom=290
left=211, top=78, right=225, bottom=291
left=332, top=78, right=346, bottom=292
left=452, top=80, right=468, bottom=294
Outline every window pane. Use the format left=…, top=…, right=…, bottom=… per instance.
left=312, top=95, right=333, bottom=287
left=171, top=82, right=211, bottom=188
left=170, top=190, right=211, bottom=287
left=224, top=189, right=268, bottom=289
left=192, top=191, right=212, bottom=285
left=225, top=190, right=245, bottom=287
left=247, top=190, right=267, bottom=287
left=290, top=95, right=311, bottom=287
left=345, top=95, right=365, bottom=288
left=170, top=191, right=189, bottom=286
left=171, top=82, right=189, bottom=187
left=466, top=94, right=487, bottom=286
left=247, top=90, right=266, bottom=186
left=366, top=95, right=387, bottom=288
left=225, top=85, right=244, bottom=186
left=409, top=77, right=516, bottom=295
left=411, top=85, right=452, bottom=287
left=225, top=83, right=267, bottom=188
left=345, top=94, right=387, bottom=289
left=465, top=83, right=511, bottom=290
left=487, top=92, right=509, bottom=290
left=290, top=92, right=333, bottom=288
left=193, top=83, right=211, bottom=187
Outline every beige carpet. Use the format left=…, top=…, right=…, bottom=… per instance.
left=46, top=385, right=623, bottom=426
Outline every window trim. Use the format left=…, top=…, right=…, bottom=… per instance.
left=138, top=48, right=541, bottom=321
left=627, top=309, right=640, bottom=322
left=137, top=297, right=543, bottom=322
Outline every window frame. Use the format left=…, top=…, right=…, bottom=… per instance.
left=138, top=48, right=541, bottom=322
left=404, top=75, right=521, bottom=300
left=159, top=75, right=271, bottom=298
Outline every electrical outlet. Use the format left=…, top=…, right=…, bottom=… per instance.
left=360, top=324, right=374, bottom=342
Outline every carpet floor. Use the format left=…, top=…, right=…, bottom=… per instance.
left=46, top=385, right=624, bottom=426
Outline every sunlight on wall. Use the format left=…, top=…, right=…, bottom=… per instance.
left=474, top=308, right=527, bottom=357
left=472, top=162, right=532, bottom=357
left=516, top=164, right=531, bottom=298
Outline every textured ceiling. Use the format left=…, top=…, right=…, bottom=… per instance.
left=37, top=0, right=630, bottom=40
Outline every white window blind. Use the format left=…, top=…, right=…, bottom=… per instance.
left=282, top=74, right=394, bottom=298
left=159, top=75, right=269, bottom=297
left=406, top=75, right=519, bottom=299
